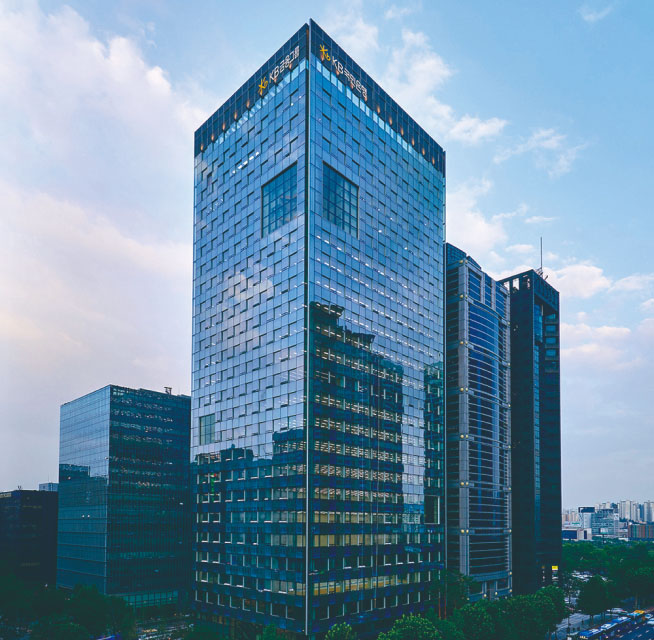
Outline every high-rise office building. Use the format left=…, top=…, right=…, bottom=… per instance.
left=445, top=244, right=511, bottom=601
left=0, top=488, right=58, bottom=584
left=192, top=21, right=445, bottom=637
left=500, top=270, right=561, bottom=594
left=57, top=385, right=191, bottom=609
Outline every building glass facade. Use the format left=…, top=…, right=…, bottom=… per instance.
left=57, top=386, right=190, bottom=609
left=445, top=244, right=511, bottom=601
left=0, top=489, right=58, bottom=585
left=192, top=20, right=445, bottom=638
left=499, top=270, right=561, bottom=594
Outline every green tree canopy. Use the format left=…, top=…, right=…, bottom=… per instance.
left=107, top=595, right=137, bottom=640
left=68, top=584, right=108, bottom=637
left=577, top=575, right=610, bottom=617
left=326, top=622, right=359, bottom=640
left=378, top=614, right=441, bottom=640
left=451, top=603, right=494, bottom=640
left=626, top=565, right=654, bottom=607
left=430, top=570, right=474, bottom=618
left=539, top=585, right=566, bottom=622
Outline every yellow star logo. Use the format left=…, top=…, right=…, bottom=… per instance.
left=319, top=45, right=330, bottom=61
left=258, top=77, right=268, bottom=96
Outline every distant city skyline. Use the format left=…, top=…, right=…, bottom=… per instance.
left=1, top=0, right=653, bottom=507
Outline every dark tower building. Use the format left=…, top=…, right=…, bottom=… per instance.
left=499, top=270, right=561, bottom=594
left=0, top=488, right=58, bottom=585
left=445, top=244, right=511, bottom=600
left=191, top=20, right=445, bottom=638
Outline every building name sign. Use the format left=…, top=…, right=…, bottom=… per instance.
left=258, top=46, right=301, bottom=96
left=319, top=45, right=368, bottom=102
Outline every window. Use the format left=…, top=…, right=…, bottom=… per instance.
left=323, top=163, right=358, bottom=235
left=262, top=164, right=297, bottom=236
left=199, top=414, right=215, bottom=445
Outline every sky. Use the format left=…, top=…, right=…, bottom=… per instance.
left=0, top=0, right=652, bottom=507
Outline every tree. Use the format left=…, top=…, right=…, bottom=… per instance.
left=261, top=624, right=283, bottom=640
left=482, top=598, right=520, bottom=640
left=533, top=592, right=558, bottom=636
left=430, top=570, right=475, bottom=618
left=326, top=622, right=359, bottom=640
left=539, top=585, right=566, bottom=623
left=627, top=566, right=654, bottom=607
left=450, top=604, right=494, bottom=640
left=68, top=584, right=108, bottom=638
left=107, top=595, right=137, bottom=640
left=430, top=618, right=465, bottom=640
left=577, top=575, right=610, bottom=619
left=378, top=614, right=441, bottom=640
left=0, top=568, right=33, bottom=629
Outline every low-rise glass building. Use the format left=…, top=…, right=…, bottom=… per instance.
left=57, top=385, right=190, bottom=609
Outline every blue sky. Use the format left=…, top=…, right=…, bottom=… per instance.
left=1, top=0, right=652, bottom=506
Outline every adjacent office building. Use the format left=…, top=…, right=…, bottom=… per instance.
left=445, top=244, right=512, bottom=600
left=0, top=487, right=58, bottom=584
left=500, top=270, right=561, bottom=594
left=192, top=20, right=445, bottom=637
left=57, top=385, right=191, bottom=609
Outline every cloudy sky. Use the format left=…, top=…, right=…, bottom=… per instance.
left=1, top=0, right=652, bottom=506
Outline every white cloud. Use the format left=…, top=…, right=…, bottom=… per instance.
left=641, top=299, right=654, bottom=312
left=639, top=317, right=654, bottom=338
left=494, top=202, right=529, bottom=221
left=550, top=143, right=587, bottom=177
left=506, top=243, right=535, bottom=255
left=494, top=128, right=585, bottom=177
left=0, top=2, right=202, bottom=491
left=540, top=263, right=654, bottom=301
left=384, top=2, right=421, bottom=20
left=544, top=263, right=612, bottom=299
left=0, top=2, right=207, bottom=236
left=446, top=179, right=510, bottom=257
left=525, top=215, right=557, bottom=224
left=610, top=274, right=654, bottom=293
left=323, top=1, right=380, bottom=67
left=562, top=322, right=631, bottom=342
left=561, top=321, right=639, bottom=370
left=328, top=19, right=507, bottom=145
left=579, top=4, right=614, bottom=23
left=383, top=29, right=507, bottom=144
left=449, top=115, right=508, bottom=144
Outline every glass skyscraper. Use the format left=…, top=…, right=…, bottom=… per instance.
left=57, top=385, right=190, bottom=609
left=499, top=270, right=561, bottom=594
left=192, top=21, right=445, bottom=637
left=445, top=244, right=511, bottom=601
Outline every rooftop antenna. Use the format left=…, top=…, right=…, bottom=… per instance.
left=538, top=236, right=548, bottom=280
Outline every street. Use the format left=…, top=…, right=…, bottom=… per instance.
left=552, top=621, right=654, bottom=640
left=612, top=625, right=654, bottom=640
